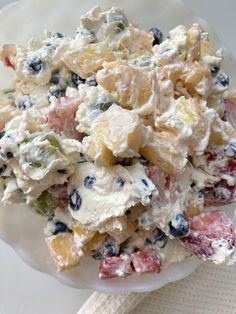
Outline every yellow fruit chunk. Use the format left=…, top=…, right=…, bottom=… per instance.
left=186, top=207, right=201, bottom=218
left=101, top=216, right=138, bottom=243
left=72, top=222, right=94, bottom=239
left=186, top=24, right=201, bottom=60
left=91, top=105, right=145, bottom=158
left=140, top=130, right=188, bottom=175
left=63, top=42, right=115, bottom=78
left=96, top=61, right=157, bottom=113
left=154, top=97, right=214, bottom=154
left=82, top=135, right=116, bottom=166
left=118, top=28, right=153, bottom=56
left=200, top=35, right=215, bottom=57
left=84, top=233, right=107, bottom=254
left=184, top=61, right=211, bottom=87
left=210, top=116, right=236, bottom=145
left=46, top=233, right=80, bottom=271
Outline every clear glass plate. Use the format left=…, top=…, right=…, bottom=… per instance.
left=0, top=0, right=235, bottom=293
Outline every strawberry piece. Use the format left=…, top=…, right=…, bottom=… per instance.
left=131, top=249, right=161, bottom=274
left=47, top=96, right=85, bottom=140
left=145, top=164, right=173, bottom=204
left=227, top=159, right=236, bottom=172
left=204, top=180, right=236, bottom=207
left=3, top=57, right=15, bottom=70
left=197, top=145, right=236, bottom=177
left=181, top=211, right=235, bottom=263
left=99, top=255, right=132, bottom=279
left=205, top=150, right=217, bottom=162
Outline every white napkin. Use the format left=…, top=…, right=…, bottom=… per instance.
left=78, top=291, right=148, bottom=314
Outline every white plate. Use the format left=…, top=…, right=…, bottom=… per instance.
left=0, top=0, right=236, bottom=293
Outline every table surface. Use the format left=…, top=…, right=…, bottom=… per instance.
left=0, top=0, right=236, bottom=313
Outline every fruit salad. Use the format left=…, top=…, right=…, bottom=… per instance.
left=0, top=6, right=236, bottom=279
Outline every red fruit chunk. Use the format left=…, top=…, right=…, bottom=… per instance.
left=47, top=96, right=85, bottom=140
left=204, top=180, right=236, bottom=207
left=198, top=145, right=236, bottom=177
left=0, top=44, right=16, bottom=70
left=3, top=57, right=15, bottom=70
left=131, top=249, right=161, bottom=274
left=99, top=255, right=132, bottom=279
left=205, top=151, right=217, bottom=162
left=181, top=211, right=235, bottom=263
left=227, top=159, right=236, bottom=172
left=146, top=164, right=182, bottom=205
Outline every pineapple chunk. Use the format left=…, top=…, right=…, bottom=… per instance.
left=96, top=60, right=157, bottom=114
left=82, top=135, right=116, bottom=166
left=72, top=221, right=96, bottom=255
left=84, top=232, right=107, bottom=254
left=200, top=33, right=215, bottom=57
left=154, top=97, right=215, bottom=154
left=186, top=206, right=202, bottom=218
left=46, top=233, right=80, bottom=271
left=63, top=42, right=115, bottom=78
left=140, top=130, right=188, bottom=175
left=101, top=216, right=138, bottom=243
left=210, top=116, right=236, bottom=145
left=186, top=24, right=201, bottom=60
left=91, top=104, right=145, bottom=158
left=184, top=61, right=211, bottom=86
left=72, top=221, right=95, bottom=238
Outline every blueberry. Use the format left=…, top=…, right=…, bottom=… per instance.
left=224, top=142, right=236, bottom=157
left=103, top=240, right=119, bottom=257
left=0, top=164, right=7, bottom=176
left=115, top=22, right=126, bottom=34
left=149, top=27, right=163, bottom=46
left=69, top=188, right=82, bottom=211
left=125, top=209, right=131, bottom=215
left=52, top=32, right=63, bottom=38
left=53, top=221, right=71, bottom=235
left=17, top=96, right=33, bottom=110
left=116, top=176, right=125, bottom=188
left=169, top=214, right=189, bottom=238
left=76, top=28, right=96, bottom=38
left=91, top=250, right=103, bottom=260
left=148, top=193, right=152, bottom=201
left=6, top=152, right=14, bottom=159
left=138, top=155, right=148, bottom=166
left=50, top=72, right=60, bottom=85
left=218, top=75, right=229, bottom=87
left=71, top=73, right=86, bottom=87
left=141, top=178, right=148, bottom=187
left=152, top=228, right=167, bottom=248
left=84, top=176, right=96, bottom=188
left=145, top=238, right=152, bottom=245
left=190, top=181, right=196, bottom=188
left=86, top=75, right=97, bottom=86
left=95, top=101, right=114, bottom=111
left=26, top=55, right=44, bottom=74
left=210, top=66, right=220, bottom=76
left=48, top=89, right=66, bottom=99
left=57, top=169, right=67, bottom=174
left=118, top=158, right=134, bottom=166
left=198, top=190, right=205, bottom=198
left=0, top=130, right=5, bottom=139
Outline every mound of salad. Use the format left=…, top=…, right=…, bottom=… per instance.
left=0, top=6, right=236, bottom=279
